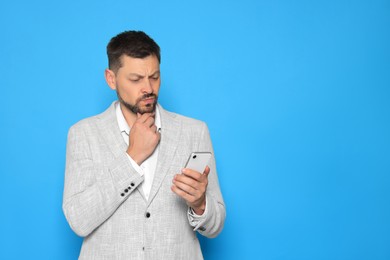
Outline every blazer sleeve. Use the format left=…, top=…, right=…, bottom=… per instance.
left=62, top=124, right=144, bottom=237
left=192, top=122, right=226, bottom=238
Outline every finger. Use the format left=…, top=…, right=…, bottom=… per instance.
left=174, top=174, right=199, bottom=190
left=145, top=116, right=155, bottom=127
left=137, top=112, right=154, bottom=123
left=136, top=113, right=147, bottom=123
left=171, top=184, right=197, bottom=202
left=203, top=166, right=210, bottom=176
left=172, top=179, right=197, bottom=196
left=181, top=168, right=203, bottom=181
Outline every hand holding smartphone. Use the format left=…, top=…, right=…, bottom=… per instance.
left=184, top=152, right=212, bottom=174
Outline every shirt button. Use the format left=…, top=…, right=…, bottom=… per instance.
left=121, top=193, right=125, bottom=197
left=124, top=189, right=128, bottom=193
left=145, top=212, right=151, bottom=218
left=131, top=182, right=135, bottom=187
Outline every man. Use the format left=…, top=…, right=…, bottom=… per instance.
left=63, top=31, right=225, bottom=259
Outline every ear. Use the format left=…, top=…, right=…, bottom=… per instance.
left=104, top=69, right=117, bottom=90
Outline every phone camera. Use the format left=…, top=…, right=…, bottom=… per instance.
left=193, top=155, right=197, bottom=159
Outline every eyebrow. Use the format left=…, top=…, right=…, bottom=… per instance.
left=128, top=70, right=160, bottom=78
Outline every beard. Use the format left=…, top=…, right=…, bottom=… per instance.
left=117, top=91, right=158, bottom=115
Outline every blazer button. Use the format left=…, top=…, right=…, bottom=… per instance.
left=121, top=193, right=125, bottom=197
left=145, top=212, right=151, bottom=218
left=130, top=182, right=135, bottom=187
left=125, top=189, right=128, bottom=193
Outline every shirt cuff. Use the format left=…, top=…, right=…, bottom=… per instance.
left=187, top=196, right=209, bottom=227
left=126, top=152, right=145, bottom=177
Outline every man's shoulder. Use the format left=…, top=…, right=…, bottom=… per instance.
left=69, top=114, right=99, bottom=131
left=68, top=103, right=115, bottom=133
left=161, top=107, right=206, bottom=129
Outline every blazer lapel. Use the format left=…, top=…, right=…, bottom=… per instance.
left=147, top=104, right=181, bottom=206
left=96, top=102, right=128, bottom=158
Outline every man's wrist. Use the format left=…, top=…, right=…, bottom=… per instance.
left=192, top=200, right=206, bottom=215
left=127, top=149, right=143, bottom=165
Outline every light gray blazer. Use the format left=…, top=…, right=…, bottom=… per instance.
left=63, top=102, right=225, bottom=260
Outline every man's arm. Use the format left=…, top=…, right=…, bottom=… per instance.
left=172, top=123, right=226, bottom=238
left=62, top=124, right=143, bottom=237
left=63, top=112, right=160, bottom=237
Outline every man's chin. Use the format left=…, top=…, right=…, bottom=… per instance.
left=138, top=104, right=156, bottom=114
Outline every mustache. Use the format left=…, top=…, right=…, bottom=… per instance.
left=138, top=93, right=157, bottom=102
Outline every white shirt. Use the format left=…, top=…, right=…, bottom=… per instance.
left=115, top=102, right=161, bottom=200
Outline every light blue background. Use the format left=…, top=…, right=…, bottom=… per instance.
left=1, top=0, right=389, bottom=259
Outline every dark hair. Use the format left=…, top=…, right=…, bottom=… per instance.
left=107, top=30, right=160, bottom=72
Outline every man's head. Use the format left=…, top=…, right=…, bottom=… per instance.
left=107, top=30, right=160, bottom=73
left=105, top=31, right=161, bottom=115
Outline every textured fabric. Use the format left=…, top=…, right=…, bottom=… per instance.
left=63, top=102, right=225, bottom=260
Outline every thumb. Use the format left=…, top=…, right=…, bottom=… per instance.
left=203, top=166, right=210, bottom=176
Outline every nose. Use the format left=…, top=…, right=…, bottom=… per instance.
left=141, top=78, right=153, bottom=94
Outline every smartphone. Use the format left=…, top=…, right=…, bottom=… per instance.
left=184, top=152, right=212, bottom=174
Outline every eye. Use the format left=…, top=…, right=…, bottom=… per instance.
left=151, top=76, right=160, bottom=81
left=129, top=78, right=140, bottom=83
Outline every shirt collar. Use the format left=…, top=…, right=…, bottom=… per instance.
left=115, top=101, right=161, bottom=135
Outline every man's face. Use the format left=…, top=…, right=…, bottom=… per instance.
left=107, top=55, right=160, bottom=114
